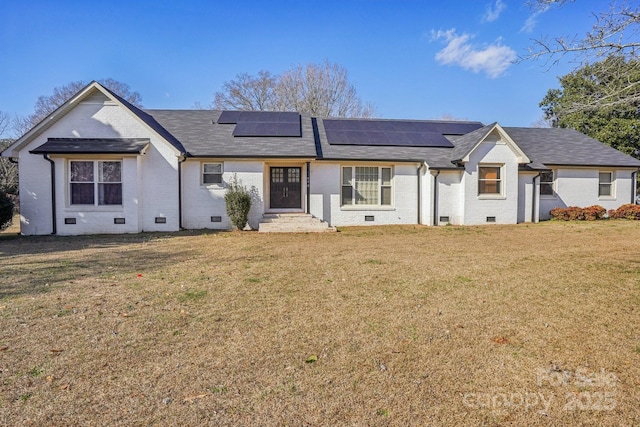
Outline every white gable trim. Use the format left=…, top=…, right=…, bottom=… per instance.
left=2, top=82, right=183, bottom=158
left=460, top=123, right=530, bottom=165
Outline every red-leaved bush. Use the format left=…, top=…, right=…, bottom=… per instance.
left=550, top=205, right=606, bottom=221
left=583, top=205, right=607, bottom=220
left=608, top=204, right=640, bottom=220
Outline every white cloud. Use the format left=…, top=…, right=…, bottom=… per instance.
left=520, top=6, right=549, bottom=33
left=432, top=29, right=517, bottom=79
left=482, top=0, right=506, bottom=23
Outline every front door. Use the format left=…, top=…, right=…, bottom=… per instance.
left=270, top=167, right=302, bottom=209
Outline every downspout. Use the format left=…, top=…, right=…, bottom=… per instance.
left=306, top=161, right=311, bottom=214
left=178, top=154, right=187, bottom=230
left=632, top=171, right=637, bottom=204
left=432, top=169, right=440, bottom=226
left=531, top=172, right=541, bottom=223
left=416, top=161, right=424, bottom=224
left=42, top=154, right=56, bottom=235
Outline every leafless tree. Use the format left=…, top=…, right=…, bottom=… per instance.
left=522, top=1, right=640, bottom=113
left=213, top=71, right=278, bottom=111
left=524, top=1, right=640, bottom=63
left=530, top=114, right=553, bottom=128
left=432, top=113, right=469, bottom=121
left=26, top=78, right=143, bottom=130
left=212, top=61, right=375, bottom=118
left=0, top=111, right=10, bottom=137
left=275, top=61, right=374, bottom=118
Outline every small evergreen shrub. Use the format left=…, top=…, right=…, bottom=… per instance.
left=0, top=190, right=14, bottom=231
left=608, top=204, right=640, bottom=220
left=224, top=175, right=252, bottom=230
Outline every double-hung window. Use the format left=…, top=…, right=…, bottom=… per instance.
left=341, top=166, right=392, bottom=206
left=540, top=171, right=554, bottom=196
left=478, top=165, right=502, bottom=196
left=70, top=160, right=122, bottom=205
left=202, top=162, right=223, bottom=185
left=598, top=171, right=613, bottom=197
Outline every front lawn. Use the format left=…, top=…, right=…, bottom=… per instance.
left=1, top=222, right=639, bottom=425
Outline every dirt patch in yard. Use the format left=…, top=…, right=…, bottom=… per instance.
left=1, top=222, right=639, bottom=425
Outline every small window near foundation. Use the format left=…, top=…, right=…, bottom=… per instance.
left=486, top=216, right=496, bottom=223
left=155, top=217, right=167, bottom=224
left=64, top=218, right=76, bottom=224
left=365, top=215, right=375, bottom=222
left=211, top=216, right=222, bottom=223
left=114, top=218, right=126, bottom=224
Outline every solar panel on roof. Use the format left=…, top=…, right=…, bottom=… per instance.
left=218, top=110, right=299, bottom=124
left=218, top=110, right=302, bottom=137
left=217, top=111, right=242, bottom=124
left=233, top=121, right=301, bottom=137
left=323, top=119, right=482, bottom=147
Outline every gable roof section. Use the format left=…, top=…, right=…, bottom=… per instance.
left=145, top=110, right=317, bottom=158
left=450, top=122, right=530, bottom=165
left=98, top=85, right=186, bottom=154
left=449, top=123, right=495, bottom=162
left=2, top=82, right=185, bottom=158
left=504, top=127, right=640, bottom=168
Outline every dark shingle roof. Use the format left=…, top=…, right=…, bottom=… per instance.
left=100, top=85, right=187, bottom=154
left=449, top=123, right=496, bottom=162
left=31, top=138, right=150, bottom=155
left=144, top=110, right=317, bottom=158
left=504, top=127, right=640, bottom=168
left=83, top=97, right=638, bottom=169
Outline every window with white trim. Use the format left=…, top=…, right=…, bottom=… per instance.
left=70, top=160, right=122, bottom=206
left=478, top=165, right=502, bottom=196
left=540, top=171, right=554, bottom=196
left=202, top=162, right=223, bottom=185
left=341, top=166, right=392, bottom=206
left=598, top=171, right=614, bottom=197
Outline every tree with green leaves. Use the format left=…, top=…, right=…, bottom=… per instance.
left=539, top=55, right=640, bottom=158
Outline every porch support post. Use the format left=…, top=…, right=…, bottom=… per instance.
left=306, top=162, right=311, bottom=213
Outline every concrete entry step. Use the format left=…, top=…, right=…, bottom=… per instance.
left=258, top=213, right=336, bottom=233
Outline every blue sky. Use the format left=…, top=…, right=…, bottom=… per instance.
left=0, top=0, right=607, bottom=133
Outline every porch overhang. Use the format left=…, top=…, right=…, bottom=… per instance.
left=30, top=138, right=150, bottom=155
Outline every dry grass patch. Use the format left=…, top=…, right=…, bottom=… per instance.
left=1, top=222, right=640, bottom=425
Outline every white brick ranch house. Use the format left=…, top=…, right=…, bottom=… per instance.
left=3, top=81, right=639, bottom=235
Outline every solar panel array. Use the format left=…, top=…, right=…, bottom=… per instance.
left=323, top=119, right=483, bottom=147
left=218, top=111, right=301, bottom=137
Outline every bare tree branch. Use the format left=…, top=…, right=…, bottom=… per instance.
left=213, top=71, right=278, bottom=111
left=25, top=78, right=143, bottom=132
left=0, top=111, right=10, bottom=138
left=522, top=1, right=640, bottom=65
left=212, top=61, right=375, bottom=118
